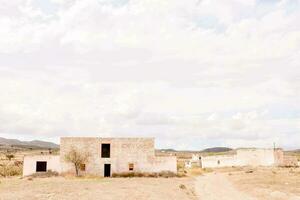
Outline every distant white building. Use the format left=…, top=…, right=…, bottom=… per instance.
left=185, top=154, right=202, bottom=168
left=185, top=148, right=291, bottom=169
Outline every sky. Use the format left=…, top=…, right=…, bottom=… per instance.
left=0, top=0, right=299, bottom=150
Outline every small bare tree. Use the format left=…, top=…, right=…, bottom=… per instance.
left=5, top=154, right=14, bottom=161
left=64, top=147, right=90, bottom=176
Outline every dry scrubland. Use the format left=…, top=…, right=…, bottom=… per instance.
left=1, top=167, right=299, bottom=200
left=0, top=177, right=197, bottom=200
left=228, top=167, right=300, bottom=199
left=0, top=149, right=57, bottom=177
left=0, top=149, right=300, bottom=200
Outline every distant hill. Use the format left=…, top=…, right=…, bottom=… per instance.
left=157, top=147, right=233, bottom=153
left=158, top=149, right=177, bottom=152
left=201, top=147, right=232, bottom=153
left=0, top=137, right=59, bottom=149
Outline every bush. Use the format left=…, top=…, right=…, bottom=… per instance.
left=158, top=171, right=177, bottom=178
left=29, top=170, right=59, bottom=178
left=0, top=161, right=22, bottom=177
left=112, top=172, right=135, bottom=178
left=179, top=184, right=186, bottom=189
left=64, top=147, right=90, bottom=177
left=112, top=171, right=180, bottom=178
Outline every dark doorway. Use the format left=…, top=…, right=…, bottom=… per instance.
left=36, top=161, right=47, bottom=172
left=101, top=144, right=110, bottom=158
left=104, top=164, right=111, bottom=177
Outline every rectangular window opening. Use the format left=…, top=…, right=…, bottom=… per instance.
left=80, top=163, right=86, bottom=171
left=36, top=161, right=47, bottom=172
left=129, top=163, right=134, bottom=171
left=101, top=144, right=110, bottom=158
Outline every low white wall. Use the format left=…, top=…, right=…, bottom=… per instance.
left=201, top=155, right=237, bottom=168
left=151, top=156, right=177, bottom=173
left=201, top=149, right=277, bottom=168
left=23, top=155, right=61, bottom=176
left=236, top=149, right=275, bottom=166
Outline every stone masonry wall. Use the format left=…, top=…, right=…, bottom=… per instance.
left=236, top=149, right=275, bottom=166
left=60, top=137, right=176, bottom=176
left=201, top=149, right=279, bottom=168
left=201, top=155, right=237, bottom=168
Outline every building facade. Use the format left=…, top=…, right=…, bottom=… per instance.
left=185, top=148, right=290, bottom=169
left=23, top=137, right=177, bottom=177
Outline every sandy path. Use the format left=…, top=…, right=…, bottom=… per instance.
left=195, top=173, right=257, bottom=200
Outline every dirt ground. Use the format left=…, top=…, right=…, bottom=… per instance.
left=1, top=167, right=299, bottom=200
left=196, top=173, right=256, bottom=200
left=195, top=167, right=300, bottom=200
left=0, top=177, right=197, bottom=200
left=228, top=167, right=300, bottom=200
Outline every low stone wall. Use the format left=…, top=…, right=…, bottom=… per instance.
left=201, top=149, right=283, bottom=168
left=236, top=149, right=275, bottom=166
left=23, top=155, right=60, bottom=176
left=274, top=149, right=284, bottom=166
left=280, top=156, right=299, bottom=167
left=201, top=155, right=237, bottom=168
left=151, top=156, right=177, bottom=173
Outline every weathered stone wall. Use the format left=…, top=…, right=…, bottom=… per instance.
left=23, top=155, right=60, bottom=176
left=281, top=156, right=299, bottom=167
left=107, top=138, right=155, bottom=173
left=151, top=156, right=177, bottom=173
left=274, top=149, right=284, bottom=166
left=236, top=149, right=275, bottom=166
left=201, top=155, right=237, bottom=168
left=274, top=149, right=299, bottom=167
left=201, top=149, right=280, bottom=168
left=60, top=137, right=102, bottom=175
left=60, top=137, right=176, bottom=176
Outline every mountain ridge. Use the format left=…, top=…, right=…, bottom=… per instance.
left=0, top=137, right=59, bottom=149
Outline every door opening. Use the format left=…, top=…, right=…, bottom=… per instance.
left=104, top=164, right=111, bottom=177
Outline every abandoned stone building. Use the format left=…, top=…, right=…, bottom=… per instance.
left=23, top=137, right=177, bottom=177
left=185, top=148, right=299, bottom=168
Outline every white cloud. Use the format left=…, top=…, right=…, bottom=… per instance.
left=0, top=0, right=299, bottom=149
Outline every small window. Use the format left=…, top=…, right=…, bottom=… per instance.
left=36, top=161, right=47, bottom=172
left=80, top=164, right=86, bottom=171
left=129, top=163, right=134, bottom=171
left=101, top=144, right=110, bottom=158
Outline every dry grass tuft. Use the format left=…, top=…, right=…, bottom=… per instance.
left=245, top=169, right=254, bottom=173
left=28, top=170, right=59, bottom=178
left=185, top=167, right=215, bottom=177
left=112, top=171, right=181, bottom=178
left=0, top=161, right=22, bottom=177
left=179, top=184, right=186, bottom=189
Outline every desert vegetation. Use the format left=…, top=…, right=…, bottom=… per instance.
left=0, top=147, right=299, bottom=200
left=64, top=147, right=90, bottom=176
left=0, top=151, right=22, bottom=177
left=112, top=170, right=183, bottom=178
left=0, top=176, right=196, bottom=200
left=227, top=167, right=300, bottom=199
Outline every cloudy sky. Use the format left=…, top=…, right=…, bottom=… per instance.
left=0, top=0, right=299, bottom=150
